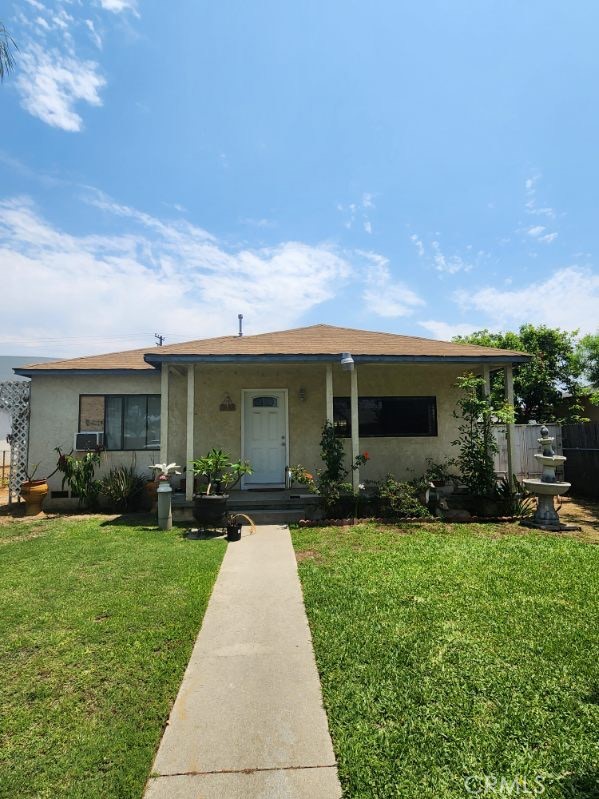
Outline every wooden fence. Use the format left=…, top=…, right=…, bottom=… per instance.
left=562, top=422, right=599, bottom=498
left=492, top=423, right=563, bottom=481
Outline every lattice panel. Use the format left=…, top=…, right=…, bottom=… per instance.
left=0, top=381, right=30, bottom=502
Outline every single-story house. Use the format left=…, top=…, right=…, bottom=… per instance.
left=14, top=324, right=528, bottom=508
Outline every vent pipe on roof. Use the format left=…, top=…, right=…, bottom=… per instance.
left=238, top=314, right=243, bottom=337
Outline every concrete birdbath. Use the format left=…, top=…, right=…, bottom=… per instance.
left=522, top=425, right=579, bottom=531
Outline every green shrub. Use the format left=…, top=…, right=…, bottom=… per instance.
left=374, top=474, right=431, bottom=519
left=55, top=447, right=102, bottom=508
left=101, top=466, right=146, bottom=512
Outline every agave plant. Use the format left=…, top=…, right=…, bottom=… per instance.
left=101, top=466, right=145, bottom=512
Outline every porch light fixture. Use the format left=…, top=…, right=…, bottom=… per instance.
left=219, top=393, right=236, bottom=412
left=298, top=387, right=306, bottom=402
left=340, top=352, right=354, bottom=371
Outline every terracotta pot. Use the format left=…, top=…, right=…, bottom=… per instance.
left=20, top=480, right=49, bottom=516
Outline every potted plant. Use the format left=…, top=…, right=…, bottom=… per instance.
left=191, top=449, right=252, bottom=527
left=20, top=463, right=51, bottom=516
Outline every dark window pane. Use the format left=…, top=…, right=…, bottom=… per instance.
left=253, top=396, right=278, bottom=407
left=124, top=396, right=147, bottom=450
left=147, top=396, right=161, bottom=449
left=333, top=396, right=437, bottom=437
left=105, top=397, right=123, bottom=450
left=332, top=398, right=351, bottom=437
left=83, top=394, right=161, bottom=451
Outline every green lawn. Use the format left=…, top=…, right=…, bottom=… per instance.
left=293, top=523, right=599, bottom=799
left=0, top=515, right=225, bottom=799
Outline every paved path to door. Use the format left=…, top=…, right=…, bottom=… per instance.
left=144, top=525, right=342, bottom=799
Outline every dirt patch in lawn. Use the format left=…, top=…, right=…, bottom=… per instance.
left=558, top=496, right=599, bottom=543
left=296, top=549, right=323, bottom=563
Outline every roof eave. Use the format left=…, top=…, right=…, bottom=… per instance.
left=144, top=353, right=530, bottom=366
left=13, top=368, right=157, bottom=377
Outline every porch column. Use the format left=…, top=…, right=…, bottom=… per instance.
left=350, top=366, right=360, bottom=491
left=160, top=364, right=169, bottom=464
left=325, top=364, right=334, bottom=423
left=186, top=365, right=195, bottom=501
left=482, top=364, right=491, bottom=398
left=505, top=364, right=516, bottom=479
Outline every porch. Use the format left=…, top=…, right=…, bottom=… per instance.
left=171, top=488, right=321, bottom=525
left=159, top=357, right=519, bottom=504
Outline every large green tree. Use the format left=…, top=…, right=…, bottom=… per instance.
left=453, top=324, right=588, bottom=423
left=0, top=23, right=17, bottom=81
left=578, top=332, right=599, bottom=388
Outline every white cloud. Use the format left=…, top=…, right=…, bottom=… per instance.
left=527, top=225, right=545, bottom=237
left=539, top=232, right=558, bottom=244
left=410, top=233, right=425, bottom=258
left=337, top=192, right=375, bottom=233
left=522, top=173, right=558, bottom=245
left=431, top=240, right=472, bottom=274
left=85, top=19, right=103, bottom=49
left=418, top=320, right=480, bottom=340
left=360, top=251, right=424, bottom=317
left=362, top=192, right=375, bottom=209
left=99, top=0, right=138, bottom=13
left=13, top=0, right=141, bottom=130
left=454, top=266, right=599, bottom=334
left=16, top=44, right=105, bottom=131
left=524, top=174, right=556, bottom=219
left=0, top=196, right=354, bottom=356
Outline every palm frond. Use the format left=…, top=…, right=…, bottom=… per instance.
left=0, top=23, right=18, bottom=82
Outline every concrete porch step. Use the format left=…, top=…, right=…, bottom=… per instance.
left=231, top=509, right=306, bottom=525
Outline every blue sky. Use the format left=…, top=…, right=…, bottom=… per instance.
left=2, top=0, right=598, bottom=358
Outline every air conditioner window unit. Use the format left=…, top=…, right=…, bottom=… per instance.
left=74, top=432, right=104, bottom=451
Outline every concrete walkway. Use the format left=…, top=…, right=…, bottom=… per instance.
left=144, top=525, right=342, bottom=799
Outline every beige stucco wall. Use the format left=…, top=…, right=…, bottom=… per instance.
left=28, top=361, right=468, bottom=506
left=166, top=362, right=466, bottom=483
left=28, top=373, right=161, bottom=500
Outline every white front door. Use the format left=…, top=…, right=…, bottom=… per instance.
left=243, top=390, right=287, bottom=486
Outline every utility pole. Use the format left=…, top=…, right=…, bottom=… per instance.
left=155, top=333, right=165, bottom=347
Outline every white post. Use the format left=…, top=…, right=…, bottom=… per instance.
left=350, top=366, right=360, bottom=491
left=325, top=364, right=333, bottom=424
left=160, top=364, right=169, bottom=465
left=186, top=365, right=195, bottom=501
left=505, top=364, right=516, bottom=480
left=482, top=364, right=491, bottom=398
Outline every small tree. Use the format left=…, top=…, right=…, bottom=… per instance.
left=452, top=373, right=513, bottom=497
